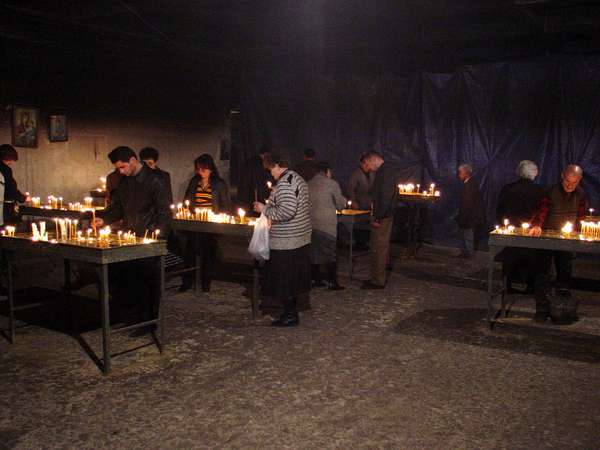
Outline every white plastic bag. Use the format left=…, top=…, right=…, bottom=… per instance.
left=248, top=213, right=270, bottom=261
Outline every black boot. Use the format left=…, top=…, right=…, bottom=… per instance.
left=272, top=297, right=299, bottom=327
left=312, top=264, right=326, bottom=288
left=327, top=262, right=345, bottom=291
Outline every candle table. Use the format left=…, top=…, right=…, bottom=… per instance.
left=171, top=219, right=260, bottom=318
left=0, top=234, right=167, bottom=374
left=488, top=228, right=600, bottom=329
left=336, top=210, right=371, bottom=282
left=396, top=193, right=439, bottom=258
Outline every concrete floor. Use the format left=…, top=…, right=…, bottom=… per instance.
left=1, top=244, right=600, bottom=449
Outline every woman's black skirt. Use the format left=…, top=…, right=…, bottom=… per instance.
left=264, top=244, right=311, bottom=300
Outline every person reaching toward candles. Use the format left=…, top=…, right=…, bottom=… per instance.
left=496, top=160, right=545, bottom=293
left=94, top=146, right=172, bottom=336
left=253, top=150, right=311, bottom=327
left=528, top=164, right=587, bottom=322
left=179, top=154, right=231, bottom=293
left=0, top=144, right=29, bottom=225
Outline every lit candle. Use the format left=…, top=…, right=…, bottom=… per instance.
left=521, top=222, right=530, bottom=235
left=267, top=181, right=272, bottom=190
left=347, top=200, right=352, bottom=209
left=434, top=190, right=440, bottom=197
left=503, top=218, right=509, bottom=227
left=117, top=230, right=122, bottom=244
left=238, top=208, right=246, bottom=224
left=561, top=221, right=573, bottom=236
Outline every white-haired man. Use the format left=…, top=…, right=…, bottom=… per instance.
left=456, top=164, right=485, bottom=258
left=496, top=160, right=546, bottom=293
left=529, top=164, right=587, bottom=321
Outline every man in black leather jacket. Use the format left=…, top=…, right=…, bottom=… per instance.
left=97, top=146, right=171, bottom=236
left=96, top=146, right=171, bottom=335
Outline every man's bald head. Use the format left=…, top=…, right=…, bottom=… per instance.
left=561, top=164, right=583, bottom=193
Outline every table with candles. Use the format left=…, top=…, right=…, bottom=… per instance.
left=20, top=194, right=104, bottom=222
left=0, top=222, right=167, bottom=374
left=487, top=217, right=600, bottom=328
left=337, top=203, right=372, bottom=282
left=396, top=183, right=441, bottom=257
left=170, top=203, right=262, bottom=318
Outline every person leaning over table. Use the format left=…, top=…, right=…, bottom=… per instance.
left=528, top=164, right=587, bottom=321
left=360, top=151, right=401, bottom=290
left=179, top=153, right=231, bottom=293
left=496, top=160, right=546, bottom=293
left=253, top=150, right=312, bottom=327
left=308, top=161, right=347, bottom=290
left=95, top=146, right=172, bottom=336
left=347, top=153, right=375, bottom=251
left=0, top=144, right=29, bottom=225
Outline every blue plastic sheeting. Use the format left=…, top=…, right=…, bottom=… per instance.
left=239, top=56, right=600, bottom=246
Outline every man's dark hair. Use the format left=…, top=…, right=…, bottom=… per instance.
left=0, top=144, right=18, bottom=161
left=194, top=153, right=221, bottom=179
left=363, top=150, right=383, bottom=160
left=317, top=161, right=330, bottom=174
left=139, top=147, right=159, bottom=162
left=258, top=145, right=270, bottom=156
left=265, top=151, right=291, bottom=169
left=304, top=148, right=316, bottom=159
left=108, top=146, right=137, bottom=164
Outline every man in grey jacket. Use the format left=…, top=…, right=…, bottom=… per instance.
left=309, top=162, right=347, bottom=290
left=347, top=154, right=374, bottom=211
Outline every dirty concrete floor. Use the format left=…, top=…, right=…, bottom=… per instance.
left=1, top=244, right=600, bottom=449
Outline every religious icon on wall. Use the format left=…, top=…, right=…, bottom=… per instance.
left=49, top=114, right=68, bottom=142
left=11, top=105, right=39, bottom=148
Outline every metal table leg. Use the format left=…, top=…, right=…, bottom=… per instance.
left=157, top=254, right=165, bottom=351
left=194, top=233, right=201, bottom=293
left=348, top=219, right=354, bottom=282
left=488, top=245, right=504, bottom=329
left=7, top=255, right=14, bottom=343
left=64, top=259, right=73, bottom=334
left=98, top=264, right=111, bottom=374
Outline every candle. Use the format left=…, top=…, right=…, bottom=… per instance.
left=347, top=200, right=352, bottom=209
left=434, top=190, right=440, bottom=197
left=117, top=230, right=122, bottom=244
left=521, top=222, right=530, bottom=235
left=54, top=218, right=59, bottom=239
left=238, top=208, right=246, bottom=224
left=91, top=209, right=97, bottom=237
left=503, top=218, right=509, bottom=227
left=561, top=221, right=573, bottom=236
left=267, top=181, right=272, bottom=190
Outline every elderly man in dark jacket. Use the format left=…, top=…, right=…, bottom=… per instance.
left=457, top=164, right=485, bottom=258
left=361, top=151, right=400, bottom=289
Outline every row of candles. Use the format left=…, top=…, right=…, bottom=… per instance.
left=29, top=195, right=96, bottom=211
left=171, top=201, right=255, bottom=225
left=398, top=183, right=440, bottom=197
left=1, top=221, right=159, bottom=247
left=495, top=218, right=600, bottom=241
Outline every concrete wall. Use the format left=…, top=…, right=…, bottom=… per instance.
left=0, top=112, right=230, bottom=205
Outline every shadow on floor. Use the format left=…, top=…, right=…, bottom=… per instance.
left=394, top=308, right=600, bottom=363
left=399, top=267, right=489, bottom=292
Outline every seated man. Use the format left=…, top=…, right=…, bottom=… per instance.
left=529, top=164, right=587, bottom=321
left=496, top=160, right=545, bottom=292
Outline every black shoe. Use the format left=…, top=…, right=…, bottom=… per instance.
left=271, top=313, right=299, bottom=327
left=360, top=280, right=385, bottom=290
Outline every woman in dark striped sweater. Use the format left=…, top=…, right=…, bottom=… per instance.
left=180, top=154, right=231, bottom=292
left=253, top=151, right=312, bottom=327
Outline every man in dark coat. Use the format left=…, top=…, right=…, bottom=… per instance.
left=529, top=164, right=587, bottom=321
left=496, top=160, right=546, bottom=292
left=0, top=144, right=28, bottom=225
left=292, top=148, right=320, bottom=183
left=95, top=146, right=172, bottom=335
left=361, top=151, right=400, bottom=289
left=457, top=164, right=485, bottom=258
left=237, top=146, right=272, bottom=209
